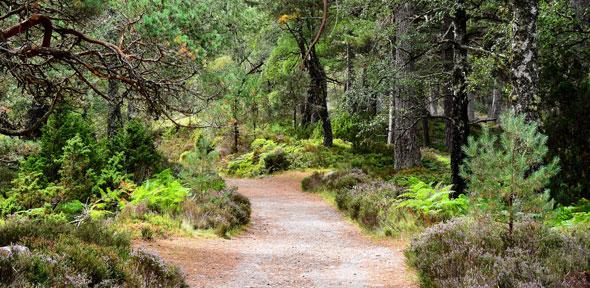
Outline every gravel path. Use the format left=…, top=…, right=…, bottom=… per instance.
left=138, top=172, right=416, bottom=287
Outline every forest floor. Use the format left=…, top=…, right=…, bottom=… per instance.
left=136, top=172, right=416, bottom=287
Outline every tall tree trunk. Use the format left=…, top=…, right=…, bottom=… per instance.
left=468, top=92, right=476, bottom=121
left=428, top=83, right=439, bottom=116
left=305, top=47, right=333, bottom=147
left=422, top=109, right=431, bottom=147
left=489, top=78, right=503, bottom=118
left=107, top=79, right=123, bottom=137
left=394, top=2, right=421, bottom=170
left=510, top=0, right=540, bottom=121
left=442, top=17, right=454, bottom=150
left=387, top=90, right=395, bottom=145
left=450, top=0, right=470, bottom=196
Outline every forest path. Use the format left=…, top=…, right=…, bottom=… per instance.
left=137, top=172, right=416, bottom=287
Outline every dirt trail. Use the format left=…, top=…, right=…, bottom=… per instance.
left=138, top=172, right=416, bottom=287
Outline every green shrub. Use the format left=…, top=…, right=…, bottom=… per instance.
left=39, top=110, right=96, bottom=181
left=407, top=217, right=590, bottom=287
left=130, top=169, right=190, bottom=213
left=57, top=134, right=97, bottom=202
left=107, top=120, right=162, bottom=182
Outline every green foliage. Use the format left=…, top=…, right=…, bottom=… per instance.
left=107, top=120, right=161, bottom=182
left=40, top=111, right=96, bottom=181
left=462, top=111, right=559, bottom=227
left=130, top=169, right=190, bottom=214
left=407, top=217, right=590, bottom=287
left=0, top=218, right=187, bottom=287
left=226, top=137, right=392, bottom=177
left=397, top=178, right=469, bottom=225
left=546, top=199, right=590, bottom=227
left=179, top=134, right=225, bottom=193
left=57, top=134, right=97, bottom=202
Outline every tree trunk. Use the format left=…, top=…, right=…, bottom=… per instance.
left=442, top=17, right=454, bottom=151
left=489, top=78, right=503, bottom=118
left=387, top=90, right=395, bottom=145
left=510, top=0, right=540, bottom=122
left=107, top=79, right=123, bottom=137
left=305, top=47, right=333, bottom=147
left=422, top=110, right=431, bottom=147
left=394, top=2, right=421, bottom=170
left=450, top=0, right=470, bottom=196
left=468, top=92, right=476, bottom=121
left=232, top=120, right=239, bottom=153
left=428, top=83, right=438, bottom=116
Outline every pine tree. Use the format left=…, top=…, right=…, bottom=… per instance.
left=461, top=111, right=559, bottom=234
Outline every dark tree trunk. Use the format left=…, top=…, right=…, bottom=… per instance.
left=422, top=110, right=431, bottom=147
left=394, top=2, right=421, bottom=170
left=303, top=46, right=333, bottom=147
left=450, top=0, right=470, bottom=196
left=442, top=17, right=454, bottom=151
left=107, top=79, right=123, bottom=137
left=510, top=0, right=540, bottom=122
left=232, top=121, right=239, bottom=153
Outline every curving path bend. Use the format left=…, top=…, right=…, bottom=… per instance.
left=138, top=172, right=416, bottom=288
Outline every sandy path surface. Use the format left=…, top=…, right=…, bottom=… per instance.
left=137, top=172, right=416, bottom=287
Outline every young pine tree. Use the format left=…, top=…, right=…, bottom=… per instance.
left=461, top=111, right=559, bottom=234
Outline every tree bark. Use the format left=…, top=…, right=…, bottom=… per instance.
left=489, top=78, right=503, bottom=118
left=422, top=109, right=431, bottom=147
left=510, top=0, right=540, bottom=122
left=468, top=92, right=476, bottom=121
left=428, top=83, right=439, bottom=116
left=107, top=79, right=123, bottom=137
left=305, top=46, right=333, bottom=147
left=450, top=0, right=470, bottom=196
left=442, top=17, right=454, bottom=151
left=394, top=2, right=421, bottom=170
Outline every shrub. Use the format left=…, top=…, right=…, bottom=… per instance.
left=407, top=217, right=590, bottom=287
left=130, top=169, right=190, bottom=214
left=261, top=148, right=290, bottom=173
left=181, top=188, right=251, bottom=237
left=107, top=120, right=162, bottom=182
left=335, top=181, right=401, bottom=229
left=301, top=169, right=369, bottom=192
left=0, top=218, right=187, bottom=287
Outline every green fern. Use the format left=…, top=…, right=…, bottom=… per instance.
left=396, top=178, right=468, bottom=224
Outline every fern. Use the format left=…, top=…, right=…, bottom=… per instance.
left=396, top=178, right=468, bottom=224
